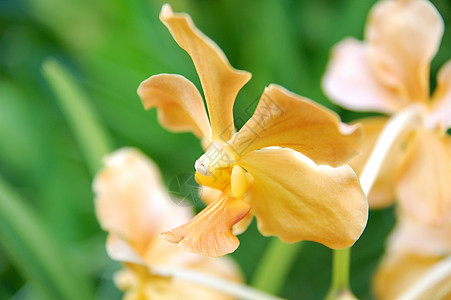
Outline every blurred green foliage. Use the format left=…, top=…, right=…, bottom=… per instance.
left=0, top=0, right=450, bottom=299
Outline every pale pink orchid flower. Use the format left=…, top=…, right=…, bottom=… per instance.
left=323, top=0, right=451, bottom=226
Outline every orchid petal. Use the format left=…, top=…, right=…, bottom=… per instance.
left=239, top=148, right=368, bottom=249
left=94, top=148, right=176, bottom=255
left=160, top=4, right=251, bottom=141
left=348, top=116, right=406, bottom=208
left=323, top=38, right=406, bottom=113
left=162, top=195, right=251, bottom=257
left=228, top=84, right=363, bottom=167
left=106, top=234, right=145, bottom=265
left=366, top=0, right=444, bottom=103
left=428, top=60, right=451, bottom=131
left=138, top=74, right=211, bottom=139
left=198, top=184, right=254, bottom=236
left=397, top=129, right=451, bottom=225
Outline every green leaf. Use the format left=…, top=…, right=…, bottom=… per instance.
left=42, top=58, right=114, bottom=175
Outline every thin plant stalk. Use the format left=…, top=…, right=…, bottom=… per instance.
left=251, top=238, right=303, bottom=294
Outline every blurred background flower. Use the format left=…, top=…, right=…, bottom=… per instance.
left=93, top=148, right=242, bottom=300
left=0, top=0, right=450, bottom=299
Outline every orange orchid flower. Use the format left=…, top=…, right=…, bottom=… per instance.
left=138, top=4, right=368, bottom=257
left=323, top=0, right=451, bottom=225
left=93, top=148, right=241, bottom=299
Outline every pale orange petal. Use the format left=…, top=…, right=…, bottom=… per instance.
left=94, top=148, right=175, bottom=255
left=160, top=4, right=251, bottom=141
left=239, top=148, right=368, bottom=249
left=388, top=215, right=451, bottom=256
left=366, top=0, right=444, bottom=103
left=397, top=129, right=451, bottom=225
left=162, top=195, right=251, bottom=257
left=227, top=84, right=363, bottom=167
left=106, top=234, right=144, bottom=265
left=138, top=74, right=211, bottom=139
left=323, top=38, right=405, bottom=113
left=429, top=60, right=451, bottom=131
left=373, top=252, right=450, bottom=300
left=348, top=116, right=407, bottom=208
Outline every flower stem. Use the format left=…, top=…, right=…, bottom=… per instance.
left=331, top=248, right=350, bottom=291
left=151, top=266, right=285, bottom=300
left=251, top=238, right=303, bottom=294
left=326, top=104, right=425, bottom=300
left=325, top=248, right=356, bottom=300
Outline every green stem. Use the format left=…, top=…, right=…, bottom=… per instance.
left=331, top=248, right=351, bottom=291
left=251, top=238, right=302, bottom=294
left=326, top=248, right=356, bottom=300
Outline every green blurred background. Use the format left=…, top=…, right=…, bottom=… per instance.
left=0, top=0, right=450, bottom=299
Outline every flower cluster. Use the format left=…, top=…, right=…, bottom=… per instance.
left=137, top=4, right=368, bottom=257
left=323, top=0, right=451, bottom=298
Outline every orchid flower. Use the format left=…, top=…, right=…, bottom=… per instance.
left=323, top=0, right=451, bottom=225
left=93, top=148, right=241, bottom=299
left=138, top=4, right=368, bottom=257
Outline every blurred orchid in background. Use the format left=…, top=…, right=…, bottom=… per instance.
left=93, top=148, right=241, bottom=299
left=138, top=4, right=368, bottom=257
left=323, top=0, right=451, bottom=224
left=323, top=0, right=451, bottom=298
